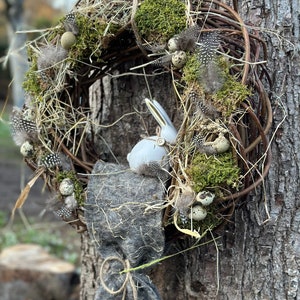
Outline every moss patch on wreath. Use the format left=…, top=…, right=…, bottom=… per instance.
left=188, top=152, right=241, bottom=193
left=135, top=0, right=186, bottom=43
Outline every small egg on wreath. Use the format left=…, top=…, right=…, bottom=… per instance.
left=171, top=51, right=187, bottom=69
left=189, top=205, right=207, bottom=221
left=20, top=141, right=34, bottom=158
left=59, top=178, right=74, bottom=196
left=61, top=31, right=77, bottom=50
left=196, top=191, right=215, bottom=206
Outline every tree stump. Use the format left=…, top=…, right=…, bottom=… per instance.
left=0, top=244, right=78, bottom=300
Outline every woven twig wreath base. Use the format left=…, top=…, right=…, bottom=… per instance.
left=13, top=0, right=272, bottom=237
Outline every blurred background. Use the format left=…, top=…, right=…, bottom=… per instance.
left=0, top=1, right=80, bottom=299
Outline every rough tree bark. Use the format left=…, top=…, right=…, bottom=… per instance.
left=80, top=63, right=177, bottom=300
left=4, top=0, right=28, bottom=107
left=81, top=1, right=300, bottom=299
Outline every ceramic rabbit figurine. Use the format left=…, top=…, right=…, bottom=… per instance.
left=127, top=98, right=177, bottom=179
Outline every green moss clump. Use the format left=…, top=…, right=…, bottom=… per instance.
left=68, top=14, right=120, bottom=62
left=135, top=0, right=186, bottom=43
left=22, top=53, right=42, bottom=97
left=182, top=55, right=251, bottom=116
left=213, top=71, right=251, bottom=116
left=23, top=13, right=122, bottom=95
left=182, top=53, right=200, bottom=84
left=188, top=152, right=241, bottom=193
left=56, top=171, right=85, bottom=206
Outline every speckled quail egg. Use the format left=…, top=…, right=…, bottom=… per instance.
left=167, top=35, right=180, bottom=52
left=211, top=133, right=230, bottom=154
left=196, top=191, right=215, bottom=206
left=20, top=141, right=34, bottom=157
left=171, top=50, right=187, bottom=69
left=189, top=205, right=207, bottom=221
left=61, top=31, right=76, bottom=50
left=64, top=194, right=78, bottom=210
left=59, top=178, right=74, bottom=196
left=22, top=108, right=36, bottom=121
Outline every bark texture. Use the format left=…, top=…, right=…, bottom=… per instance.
left=81, top=0, right=300, bottom=299
left=80, top=231, right=100, bottom=300
left=87, top=63, right=177, bottom=163
left=153, top=0, right=300, bottom=299
left=4, top=0, right=28, bottom=107
left=81, top=63, right=177, bottom=300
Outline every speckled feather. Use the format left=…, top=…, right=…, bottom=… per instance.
left=47, top=195, right=74, bottom=219
left=10, top=108, right=38, bottom=146
left=135, top=161, right=170, bottom=181
left=188, top=91, right=220, bottom=119
left=151, top=54, right=172, bottom=67
left=40, top=153, right=62, bottom=169
left=192, top=134, right=205, bottom=148
left=198, top=32, right=220, bottom=66
left=64, top=13, right=79, bottom=35
left=54, top=205, right=73, bottom=219
left=176, top=25, right=200, bottom=52
left=10, top=109, right=37, bottom=134
left=197, top=32, right=225, bottom=93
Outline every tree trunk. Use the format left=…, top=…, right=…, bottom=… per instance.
left=80, top=231, right=100, bottom=300
left=81, top=0, right=300, bottom=299
left=4, top=0, right=28, bottom=107
left=81, top=64, right=177, bottom=300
